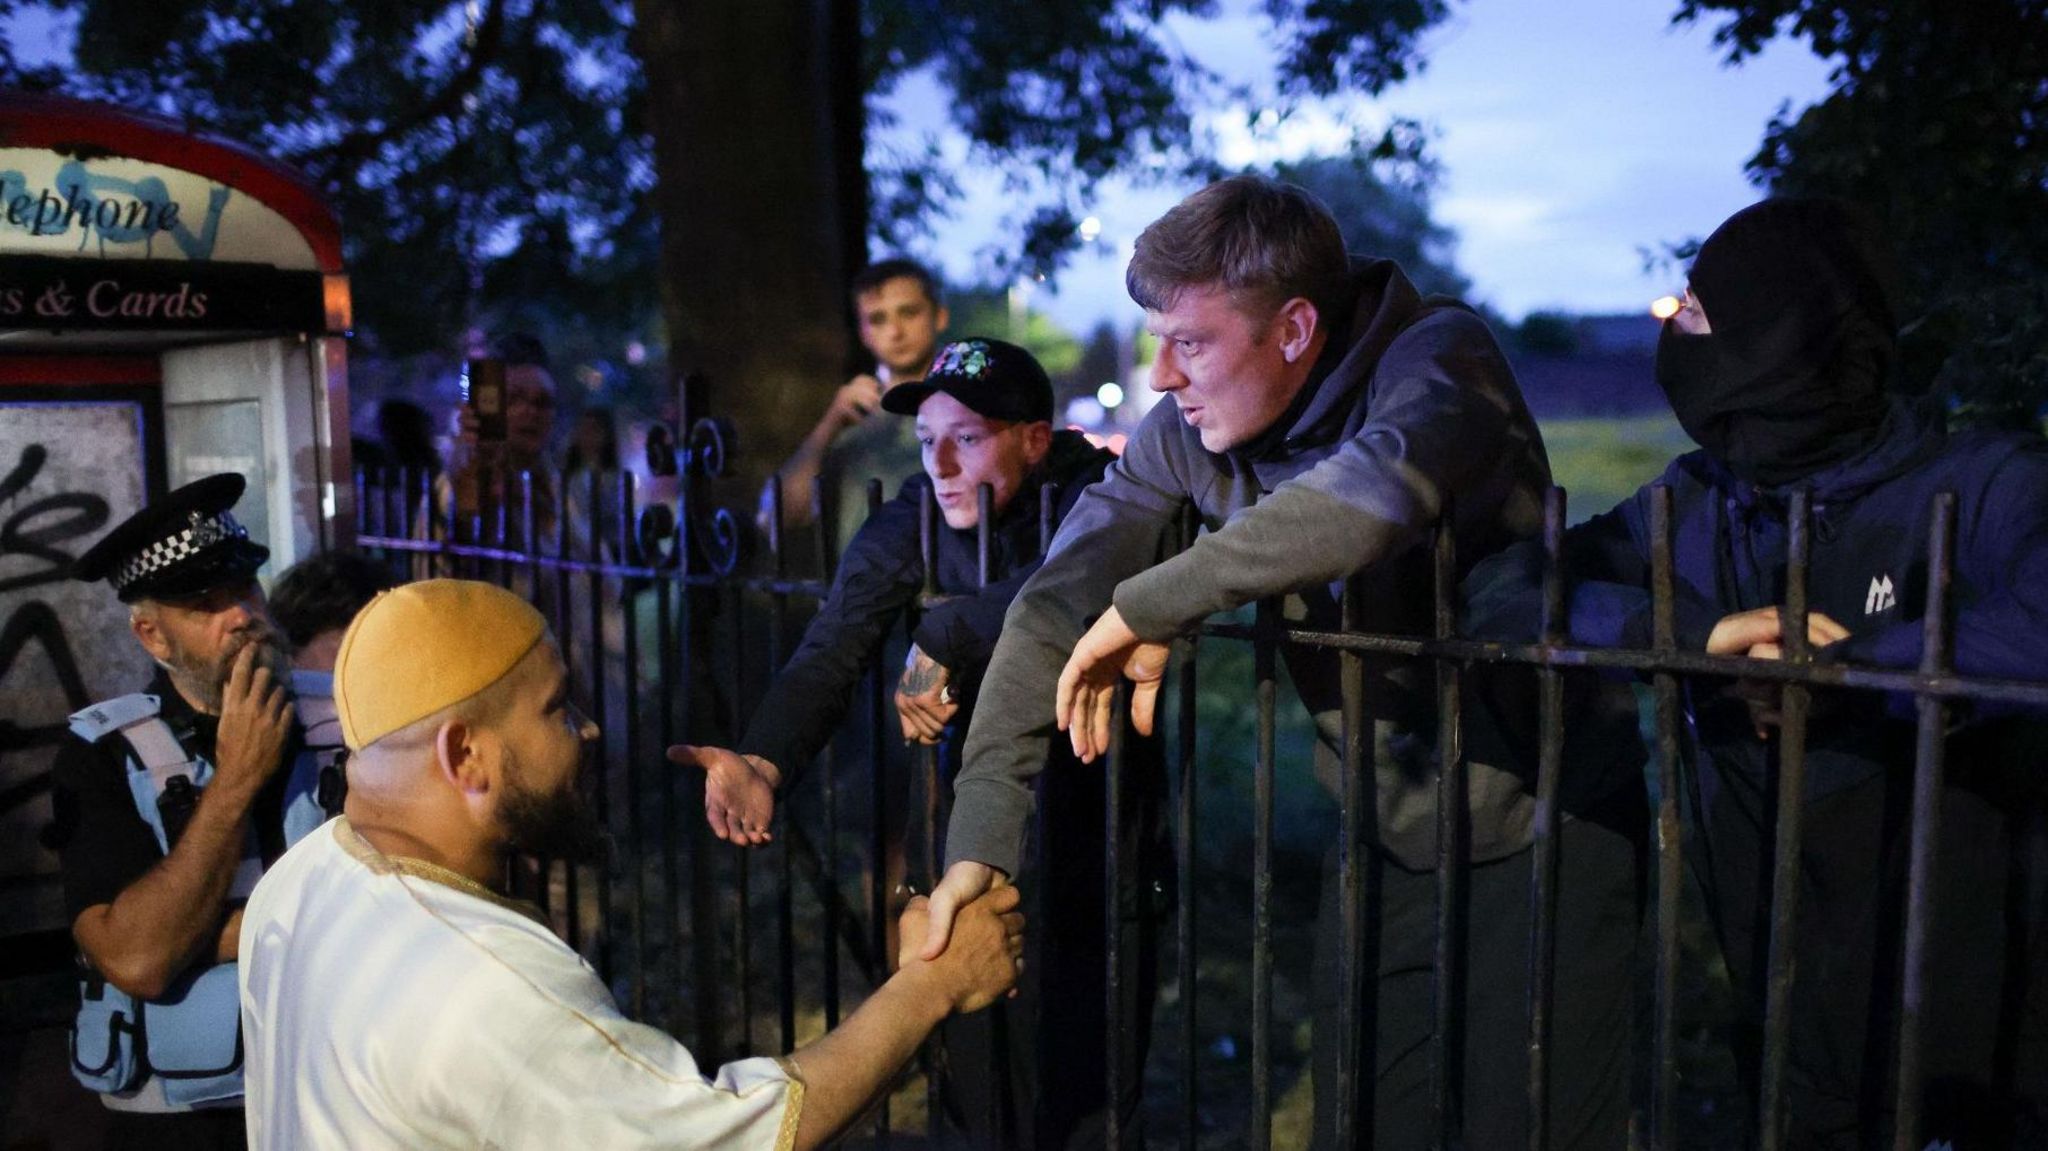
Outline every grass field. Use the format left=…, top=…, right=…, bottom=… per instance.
left=1538, top=413, right=1695, bottom=524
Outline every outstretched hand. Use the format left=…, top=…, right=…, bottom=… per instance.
left=667, top=744, right=781, bottom=846
left=1054, top=606, right=1169, bottom=762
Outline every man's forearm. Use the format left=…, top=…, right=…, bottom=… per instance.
left=75, top=781, right=258, bottom=997
left=946, top=445, right=1182, bottom=874
left=741, top=493, right=924, bottom=772
left=768, top=419, right=842, bottom=528
left=788, top=971, right=949, bottom=1150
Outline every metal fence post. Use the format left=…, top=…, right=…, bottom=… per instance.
left=1527, top=486, right=1568, bottom=1151
left=1649, top=485, right=1683, bottom=1150
left=1892, top=492, right=1957, bottom=1149
left=1175, top=503, right=1203, bottom=1151
left=1432, top=506, right=1467, bottom=1147
left=1251, top=596, right=1280, bottom=1151
left=1760, top=489, right=1816, bottom=1151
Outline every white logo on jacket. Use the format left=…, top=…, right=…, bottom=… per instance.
left=1865, top=574, right=1896, bottom=615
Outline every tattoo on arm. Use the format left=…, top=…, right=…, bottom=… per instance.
left=900, top=648, right=946, bottom=695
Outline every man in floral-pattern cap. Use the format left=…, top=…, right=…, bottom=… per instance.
left=680, top=337, right=1169, bottom=1148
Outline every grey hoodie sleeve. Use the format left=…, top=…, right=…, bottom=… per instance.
left=1114, top=312, right=1526, bottom=642
left=943, top=407, right=1189, bottom=876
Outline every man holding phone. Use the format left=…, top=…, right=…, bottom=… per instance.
left=419, top=334, right=564, bottom=586
left=762, top=259, right=951, bottom=553
left=443, top=333, right=560, bottom=525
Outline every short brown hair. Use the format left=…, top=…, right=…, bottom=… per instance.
left=269, top=550, right=400, bottom=649
left=1126, top=175, right=1349, bottom=319
left=852, top=258, right=943, bottom=310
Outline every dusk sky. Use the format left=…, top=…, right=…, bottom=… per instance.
left=881, top=0, right=1836, bottom=330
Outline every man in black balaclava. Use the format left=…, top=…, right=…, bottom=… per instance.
left=1467, top=198, right=2048, bottom=1148
left=1656, top=197, right=1899, bottom=487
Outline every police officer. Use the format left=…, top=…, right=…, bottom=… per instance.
left=52, top=473, right=331, bottom=1150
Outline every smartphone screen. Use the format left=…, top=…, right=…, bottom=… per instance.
left=467, top=357, right=507, bottom=444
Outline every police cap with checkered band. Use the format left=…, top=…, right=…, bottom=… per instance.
left=72, top=473, right=270, bottom=603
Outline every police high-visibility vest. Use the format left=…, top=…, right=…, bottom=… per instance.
left=66, top=686, right=339, bottom=1110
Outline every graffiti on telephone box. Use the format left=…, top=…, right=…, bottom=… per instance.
left=0, top=403, right=153, bottom=933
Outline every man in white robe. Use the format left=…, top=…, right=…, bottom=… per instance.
left=240, top=579, right=1023, bottom=1149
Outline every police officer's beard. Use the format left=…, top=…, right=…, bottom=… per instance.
left=496, top=749, right=610, bottom=866
left=225, top=627, right=293, bottom=685
left=163, top=626, right=291, bottom=713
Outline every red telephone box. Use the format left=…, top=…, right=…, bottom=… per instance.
left=0, top=93, right=352, bottom=940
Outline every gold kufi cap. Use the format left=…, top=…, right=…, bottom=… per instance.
left=335, top=579, right=547, bottom=750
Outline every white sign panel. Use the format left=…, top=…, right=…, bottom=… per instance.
left=0, top=148, right=316, bottom=270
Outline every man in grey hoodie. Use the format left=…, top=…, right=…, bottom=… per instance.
left=916, top=175, right=1643, bottom=1148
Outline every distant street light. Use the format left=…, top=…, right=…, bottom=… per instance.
left=1650, top=295, right=1682, bottom=320
left=1096, top=381, right=1125, bottom=409
left=1078, top=215, right=1103, bottom=242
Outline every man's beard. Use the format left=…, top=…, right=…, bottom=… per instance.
left=162, top=626, right=292, bottom=713
left=497, top=751, right=610, bottom=866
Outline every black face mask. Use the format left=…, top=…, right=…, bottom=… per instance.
left=1654, top=198, right=1898, bottom=488
left=1656, top=311, right=1892, bottom=488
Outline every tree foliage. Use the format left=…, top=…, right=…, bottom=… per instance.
left=945, top=284, right=1086, bottom=378
left=1264, top=0, right=1451, bottom=98
left=1674, top=0, right=2048, bottom=425
left=1272, top=147, right=1468, bottom=298
left=2, top=0, right=653, bottom=369
left=3, top=0, right=1468, bottom=443
left=863, top=0, right=1461, bottom=274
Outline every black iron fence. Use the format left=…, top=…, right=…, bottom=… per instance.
left=352, top=404, right=2048, bottom=1150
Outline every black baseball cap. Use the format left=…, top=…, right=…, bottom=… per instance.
left=879, top=337, right=1053, bottom=424
left=72, top=473, right=270, bottom=603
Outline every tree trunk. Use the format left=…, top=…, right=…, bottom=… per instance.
left=630, top=0, right=864, bottom=485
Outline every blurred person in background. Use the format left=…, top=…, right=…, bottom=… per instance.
left=268, top=549, right=400, bottom=762
left=763, top=258, right=951, bottom=556
left=377, top=398, right=441, bottom=477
